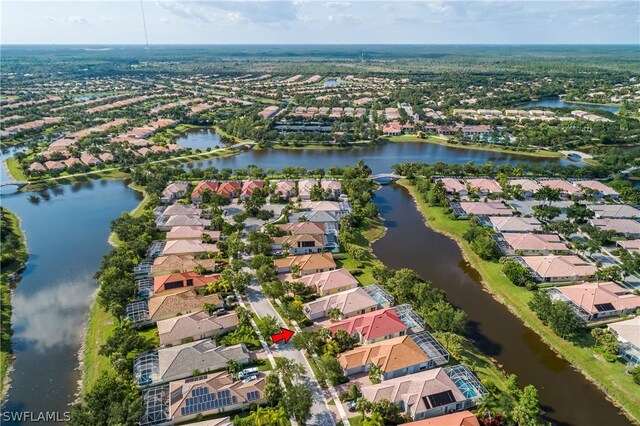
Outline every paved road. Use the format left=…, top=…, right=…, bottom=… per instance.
left=245, top=282, right=337, bottom=426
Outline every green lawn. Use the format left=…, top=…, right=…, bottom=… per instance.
left=398, top=179, right=640, bottom=423
left=4, top=157, right=28, bottom=181
left=387, top=134, right=563, bottom=159
left=83, top=302, right=116, bottom=391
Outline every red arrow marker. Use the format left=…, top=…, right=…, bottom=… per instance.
left=271, top=327, right=295, bottom=344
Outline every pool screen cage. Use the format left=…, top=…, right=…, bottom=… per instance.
left=445, top=364, right=489, bottom=400
left=411, top=331, right=450, bottom=366
left=140, top=384, right=170, bottom=426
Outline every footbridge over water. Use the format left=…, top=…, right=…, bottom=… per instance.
left=371, top=173, right=403, bottom=184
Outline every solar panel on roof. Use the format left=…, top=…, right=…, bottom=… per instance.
left=427, top=390, right=456, bottom=408
left=594, top=303, right=615, bottom=312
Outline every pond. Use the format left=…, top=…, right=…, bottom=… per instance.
left=174, top=128, right=222, bottom=150
left=521, top=99, right=621, bottom=114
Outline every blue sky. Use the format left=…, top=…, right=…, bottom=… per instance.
left=2, top=1, right=639, bottom=44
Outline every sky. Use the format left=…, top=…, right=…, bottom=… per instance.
left=1, top=0, right=639, bottom=45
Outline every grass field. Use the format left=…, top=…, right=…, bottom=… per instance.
left=398, top=179, right=640, bottom=424
left=386, top=134, right=564, bottom=159
left=4, top=157, right=28, bottom=181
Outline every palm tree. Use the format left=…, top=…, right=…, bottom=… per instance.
left=267, top=406, right=289, bottom=426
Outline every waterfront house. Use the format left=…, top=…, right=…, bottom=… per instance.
left=608, top=317, right=640, bottom=365
left=153, top=271, right=220, bottom=294
left=589, top=204, right=640, bottom=219
left=297, top=179, right=317, bottom=200
left=339, top=332, right=448, bottom=379
left=148, top=289, right=223, bottom=323
left=273, top=180, right=296, bottom=200
left=488, top=216, right=542, bottom=233
left=160, top=204, right=201, bottom=217
left=134, top=340, right=250, bottom=386
left=288, top=210, right=340, bottom=232
left=161, top=182, right=190, bottom=204
left=383, top=121, right=403, bottom=136
left=549, top=281, right=640, bottom=321
left=240, top=180, right=264, bottom=199
left=465, top=178, right=503, bottom=196
left=439, top=178, right=468, bottom=196
left=168, top=371, right=265, bottom=422
left=157, top=311, right=239, bottom=346
left=191, top=181, right=220, bottom=203
left=360, top=365, right=487, bottom=421
left=274, top=252, right=336, bottom=276
left=496, top=233, right=570, bottom=256
left=320, top=179, right=342, bottom=199
left=539, top=179, right=582, bottom=198
left=216, top=181, right=242, bottom=198
left=617, top=239, right=640, bottom=254
left=156, top=215, right=211, bottom=231
left=161, top=239, right=219, bottom=257
left=508, top=179, right=541, bottom=197
left=166, top=226, right=221, bottom=242
left=518, top=255, right=597, bottom=283
left=572, top=180, right=619, bottom=199
left=403, top=411, right=480, bottom=426
left=151, top=255, right=217, bottom=276
left=455, top=202, right=513, bottom=218
left=277, top=221, right=326, bottom=236
left=328, top=307, right=408, bottom=344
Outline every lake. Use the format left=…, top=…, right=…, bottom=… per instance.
left=372, top=184, right=631, bottom=426
left=174, top=128, right=222, bottom=150
left=0, top=142, right=618, bottom=426
left=521, top=99, right=621, bottom=114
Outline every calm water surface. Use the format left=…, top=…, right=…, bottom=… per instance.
left=371, top=184, right=631, bottom=426
left=1, top=180, right=141, bottom=423
left=174, top=128, right=222, bottom=150
left=521, top=99, right=621, bottom=114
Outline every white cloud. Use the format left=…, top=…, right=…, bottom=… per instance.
left=324, top=1, right=351, bottom=11
left=67, top=15, right=90, bottom=25
left=36, top=16, right=58, bottom=23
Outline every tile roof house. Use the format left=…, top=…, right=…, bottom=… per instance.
left=589, top=204, right=640, bottom=219
left=573, top=180, right=619, bottom=198
left=240, top=180, right=264, bottom=199
left=320, top=179, right=342, bottom=198
left=156, top=215, right=211, bottom=231
left=303, top=286, right=382, bottom=320
left=277, top=221, right=325, bottom=236
left=289, top=211, right=340, bottom=231
left=297, top=179, right=317, bottom=200
left=271, top=233, right=324, bottom=255
left=274, top=252, right=336, bottom=276
left=44, top=160, right=65, bottom=171
left=153, top=272, right=220, bottom=294
left=608, top=317, right=640, bottom=365
left=465, top=178, right=503, bottom=195
left=508, top=179, right=541, bottom=197
left=80, top=153, right=102, bottom=166
left=338, top=333, right=448, bottom=379
left=217, top=181, right=242, bottom=198
left=328, top=307, right=408, bottom=344
left=288, top=268, right=359, bottom=296
left=168, top=371, right=265, bottom=421
left=135, top=340, right=250, bottom=386
left=551, top=281, right=640, bottom=321
left=148, top=289, right=223, bottom=322
left=439, top=178, right=467, bottom=195
left=157, top=311, right=239, bottom=346
left=498, top=233, right=570, bottom=256
left=166, top=226, right=220, bottom=242
left=161, top=182, right=190, bottom=203
left=617, top=239, right=640, bottom=254
left=488, top=216, right=542, bottom=233
left=151, top=255, right=217, bottom=277
left=539, top=179, right=581, bottom=197
left=590, top=219, right=640, bottom=237
left=403, top=411, right=480, bottom=426
left=162, top=240, right=219, bottom=256
left=456, top=202, right=513, bottom=218
left=191, top=181, right=220, bottom=202
left=161, top=204, right=202, bottom=217
left=383, top=121, right=403, bottom=136
left=360, top=366, right=486, bottom=421
left=519, top=255, right=597, bottom=283
left=273, top=180, right=296, bottom=200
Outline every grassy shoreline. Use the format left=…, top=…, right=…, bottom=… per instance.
left=386, top=134, right=564, bottom=159
left=397, top=179, right=640, bottom=424
left=0, top=208, right=29, bottom=399
left=81, top=182, right=147, bottom=393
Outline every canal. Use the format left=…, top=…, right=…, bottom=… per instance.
left=371, top=184, right=631, bottom=426
left=0, top=139, right=624, bottom=425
